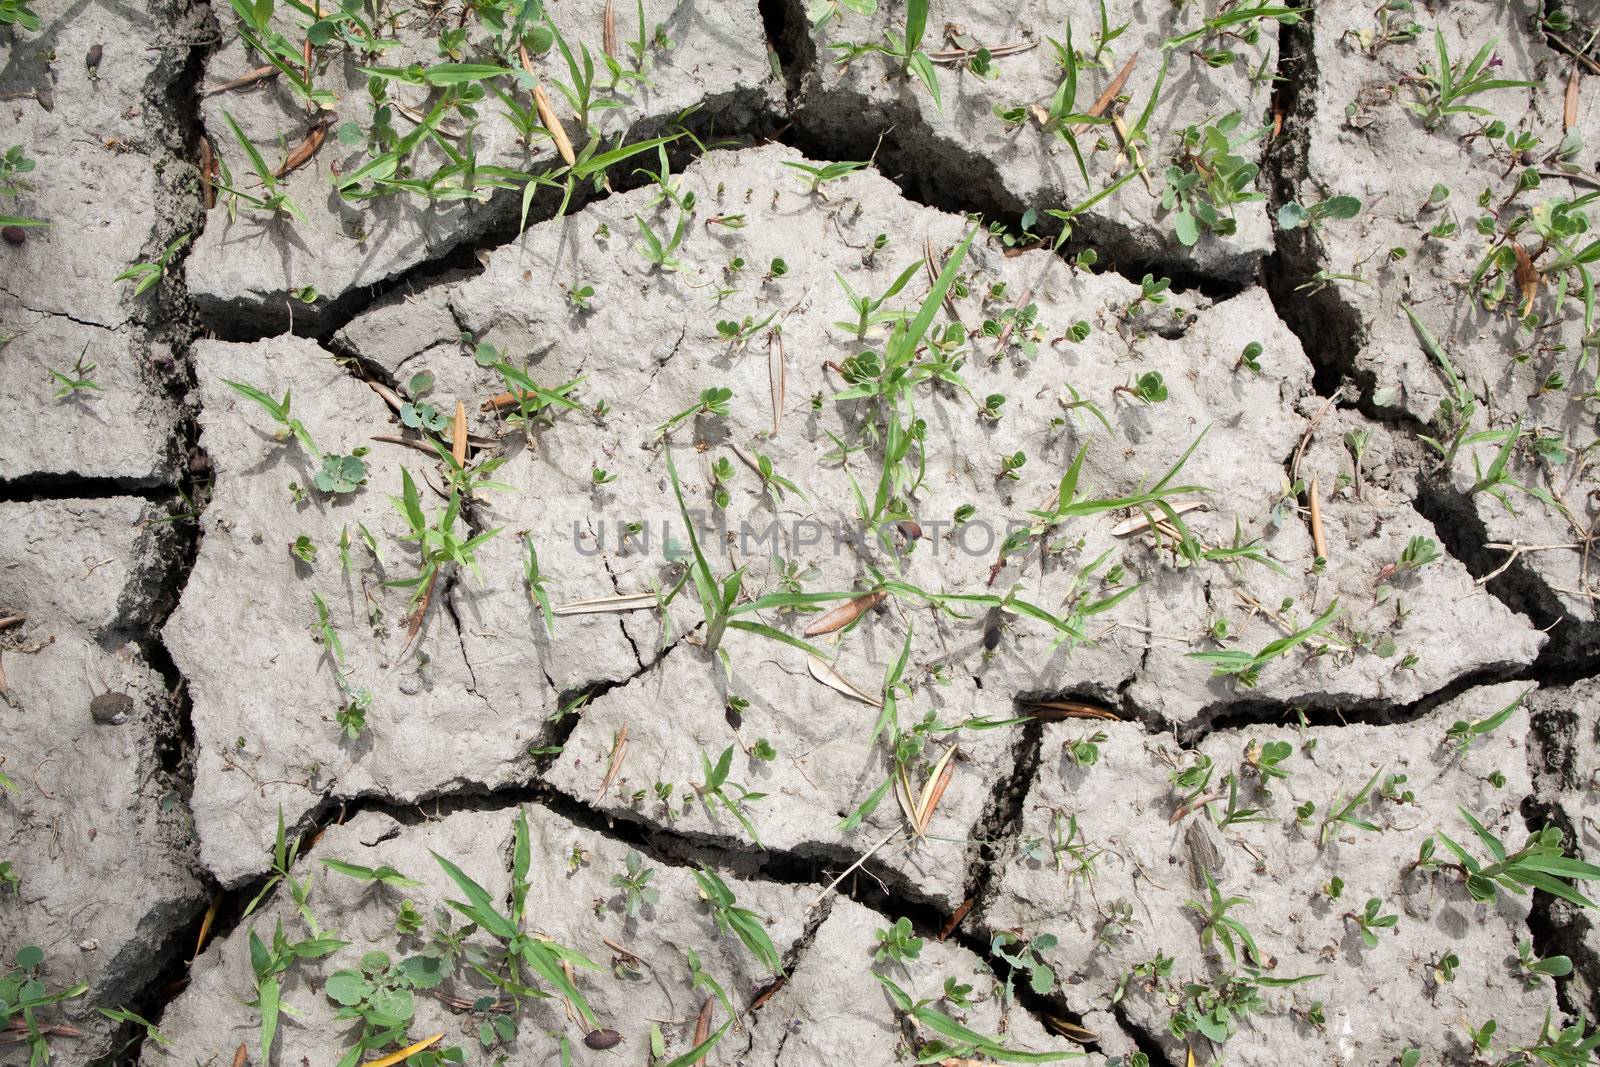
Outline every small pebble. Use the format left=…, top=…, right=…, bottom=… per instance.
left=89, top=691, right=134, bottom=725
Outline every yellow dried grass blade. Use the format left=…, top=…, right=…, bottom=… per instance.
left=193, top=891, right=221, bottom=960
left=894, top=766, right=919, bottom=834
left=364, top=1033, right=443, bottom=1067
left=913, top=746, right=956, bottom=834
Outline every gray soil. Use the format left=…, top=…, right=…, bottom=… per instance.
left=2, top=0, right=1599, bottom=1064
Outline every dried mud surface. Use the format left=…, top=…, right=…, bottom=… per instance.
left=2, top=1, right=1599, bottom=1065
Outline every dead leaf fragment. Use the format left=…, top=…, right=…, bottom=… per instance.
left=202, top=64, right=276, bottom=96
left=274, top=119, right=328, bottom=179
left=1075, top=50, right=1138, bottom=129
left=1567, top=64, right=1581, bottom=133
left=768, top=328, right=786, bottom=435
left=802, top=590, right=886, bottom=636
left=1022, top=699, right=1120, bottom=721
left=806, top=656, right=882, bottom=707
left=596, top=725, right=628, bottom=800
left=1513, top=242, right=1539, bottom=314
left=451, top=400, right=468, bottom=465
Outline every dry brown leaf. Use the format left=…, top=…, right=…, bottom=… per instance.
left=692, top=996, right=714, bottom=1065
left=1023, top=700, right=1120, bottom=721
left=532, top=81, right=576, bottom=166
left=274, top=119, right=328, bottom=179
left=552, top=593, right=656, bottom=616
left=802, top=590, right=886, bottom=636
left=913, top=746, right=957, bottom=834
left=1075, top=50, right=1138, bottom=128
left=596, top=725, right=628, bottom=800
left=1514, top=242, right=1539, bottom=314
left=202, top=64, right=276, bottom=95
left=451, top=400, right=468, bottom=465
left=366, top=378, right=405, bottom=417
left=806, top=656, right=882, bottom=707
left=198, top=136, right=216, bottom=209
left=768, top=328, right=786, bottom=435
left=1567, top=64, right=1581, bottom=133
left=1111, top=501, right=1206, bottom=537
left=894, top=768, right=919, bottom=831
left=938, top=898, right=974, bottom=941
left=603, top=0, right=617, bottom=59
left=1307, top=475, right=1328, bottom=564
left=1040, top=1013, right=1098, bottom=1043
left=231, top=1045, right=247, bottom=1067
left=193, top=891, right=222, bottom=960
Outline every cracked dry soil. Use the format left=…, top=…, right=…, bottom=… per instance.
left=3, top=0, right=1600, bottom=1064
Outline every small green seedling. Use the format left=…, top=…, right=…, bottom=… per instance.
left=225, top=378, right=320, bottom=458
left=1162, top=113, right=1266, bottom=246
left=1190, top=602, right=1340, bottom=687
left=522, top=535, right=555, bottom=637
left=388, top=468, right=501, bottom=612
left=752, top=451, right=803, bottom=501
left=874, top=917, right=924, bottom=964
left=693, top=866, right=782, bottom=974
left=248, top=918, right=348, bottom=1064
left=1235, top=341, right=1263, bottom=374
left=50, top=344, right=100, bottom=399
left=829, top=0, right=941, bottom=109
left=1444, top=689, right=1528, bottom=755
left=1437, top=807, right=1600, bottom=908
left=319, top=858, right=422, bottom=889
left=834, top=259, right=923, bottom=339
left=694, top=745, right=767, bottom=847
left=656, top=385, right=732, bottom=438
left=1346, top=897, right=1398, bottom=947
left=781, top=158, right=867, bottom=195
left=114, top=232, right=191, bottom=297
left=1516, top=940, right=1573, bottom=986
left=1115, top=370, right=1168, bottom=405
left=1388, top=535, right=1440, bottom=576
left=612, top=850, right=659, bottom=918
left=314, top=451, right=369, bottom=494
left=98, top=1006, right=170, bottom=1048
left=217, top=111, right=306, bottom=221
left=635, top=211, right=689, bottom=271
left=875, top=974, right=1080, bottom=1062
left=324, top=950, right=453, bottom=1066
left=433, top=810, right=601, bottom=1024
left=1319, top=768, right=1383, bottom=846
left=0, top=144, right=45, bottom=229
left=991, top=930, right=1058, bottom=998
left=1409, top=31, right=1535, bottom=130
left=1185, top=872, right=1263, bottom=966
left=661, top=447, right=850, bottom=657
left=1277, top=195, right=1361, bottom=231
left=2, top=946, right=88, bottom=1066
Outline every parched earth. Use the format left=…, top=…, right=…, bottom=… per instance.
left=2, top=1, right=1600, bottom=1064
